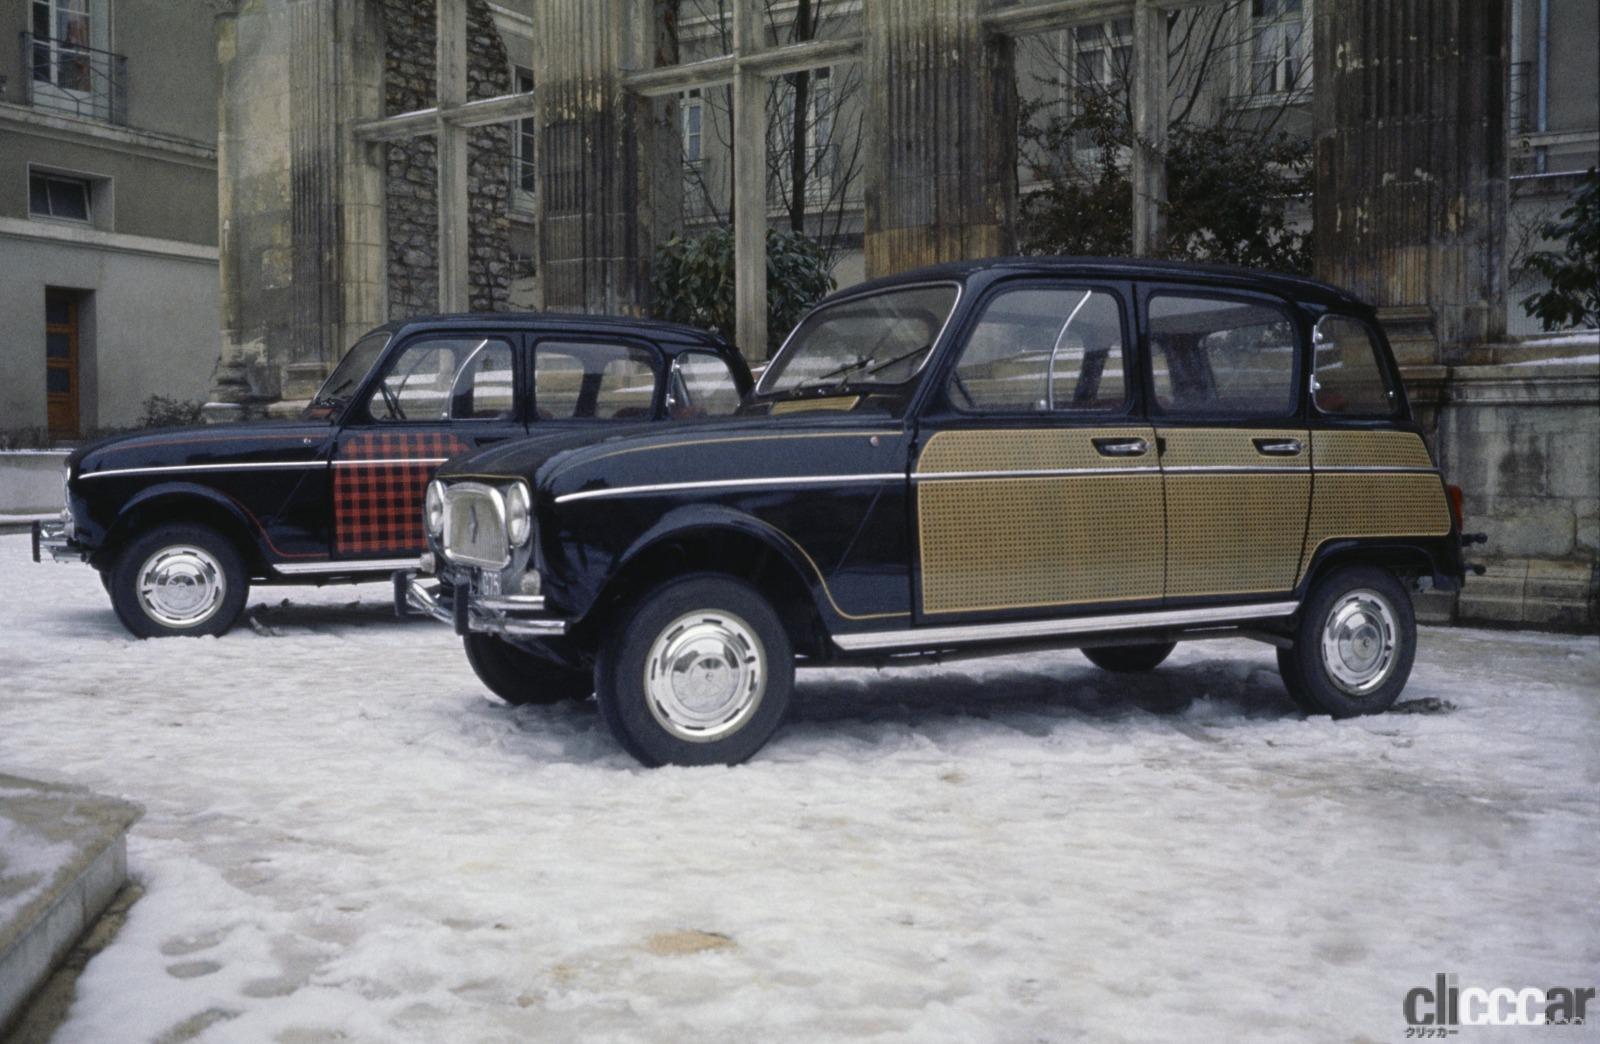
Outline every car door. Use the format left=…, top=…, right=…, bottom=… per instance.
left=331, top=332, right=527, bottom=561
left=1141, top=286, right=1312, bottom=602
left=912, top=280, right=1165, bottom=623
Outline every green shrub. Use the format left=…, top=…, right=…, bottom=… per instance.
left=138, top=396, right=207, bottom=429
left=1521, top=168, right=1600, bottom=331
left=653, top=227, right=835, bottom=349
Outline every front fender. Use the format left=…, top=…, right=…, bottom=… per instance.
left=97, top=482, right=268, bottom=566
left=568, top=503, right=826, bottom=627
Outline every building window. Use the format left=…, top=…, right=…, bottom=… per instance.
left=29, top=172, right=92, bottom=222
left=26, top=0, right=122, bottom=123
left=681, top=88, right=704, bottom=165
left=31, top=0, right=94, bottom=92
left=512, top=67, right=536, bottom=204
left=1064, top=20, right=1132, bottom=150
left=1250, top=0, right=1309, bottom=95
left=772, top=67, right=837, bottom=206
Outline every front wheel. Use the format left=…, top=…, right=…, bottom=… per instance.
left=463, top=633, right=592, bottom=705
left=1278, top=565, right=1415, bottom=717
left=109, top=524, right=248, bottom=638
left=595, top=575, right=793, bottom=767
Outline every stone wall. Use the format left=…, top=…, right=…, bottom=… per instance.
left=1409, top=357, right=1600, bottom=629
left=379, top=0, right=511, bottom=319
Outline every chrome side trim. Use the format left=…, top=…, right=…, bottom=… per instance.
left=274, top=556, right=421, bottom=575
left=332, top=457, right=451, bottom=468
left=832, top=600, right=1300, bottom=652
left=1159, top=465, right=1311, bottom=474
left=554, top=472, right=904, bottom=504
left=81, top=460, right=324, bottom=480
left=1312, top=465, right=1440, bottom=474
left=914, top=466, right=1158, bottom=481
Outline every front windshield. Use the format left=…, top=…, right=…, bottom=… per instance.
left=757, top=284, right=959, bottom=395
left=310, top=331, right=391, bottom=409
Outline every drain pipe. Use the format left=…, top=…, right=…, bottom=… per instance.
left=1536, top=0, right=1550, bottom=172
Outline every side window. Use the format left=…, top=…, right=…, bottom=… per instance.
left=669, top=352, right=744, bottom=418
left=534, top=341, right=658, bottom=420
left=949, top=286, right=1127, bottom=412
left=1312, top=315, right=1397, bottom=416
left=368, top=336, right=513, bottom=422
left=449, top=340, right=516, bottom=420
left=1147, top=294, right=1298, bottom=417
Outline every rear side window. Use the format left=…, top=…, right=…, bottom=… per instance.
left=1147, top=294, right=1298, bottom=417
left=949, top=286, right=1127, bottom=413
left=534, top=341, right=658, bottom=420
left=1312, top=315, right=1398, bottom=416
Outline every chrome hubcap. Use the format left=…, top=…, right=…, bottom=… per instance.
left=136, top=545, right=226, bottom=629
left=644, top=610, right=765, bottom=743
left=1320, top=588, right=1398, bottom=695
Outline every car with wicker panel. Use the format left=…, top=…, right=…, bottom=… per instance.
left=400, top=258, right=1480, bottom=766
left=33, top=313, right=751, bottom=637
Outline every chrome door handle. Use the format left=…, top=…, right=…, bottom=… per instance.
left=1093, top=437, right=1149, bottom=457
left=1253, top=437, right=1303, bottom=456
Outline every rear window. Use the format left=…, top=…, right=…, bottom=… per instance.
left=1312, top=315, right=1398, bottom=416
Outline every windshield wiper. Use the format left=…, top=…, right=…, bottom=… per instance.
left=797, top=356, right=874, bottom=391
left=860, top=343, right=931, bottom=379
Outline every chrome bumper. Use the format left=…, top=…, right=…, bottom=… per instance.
left=31, top=519, right=85, bottom=563
left=394, top=571, right=568, bottom=638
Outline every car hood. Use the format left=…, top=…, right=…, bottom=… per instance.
left=71, top=420, right=334, bottom=476
left=436, top=414, right=890, bottom=490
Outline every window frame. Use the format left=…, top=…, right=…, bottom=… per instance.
left=28, top=170, right=93, bottom=223
left=1309, top=311, right=1402, bottom=420
left=668, top=349, right=747, bottom=418
left=355, top=332, right=524, bottom=426
left=1139, top=285, right=1306, bottom=424
left=942, top=279, right=1136, bottom=420
left=529, top=335, right=665, bottom=422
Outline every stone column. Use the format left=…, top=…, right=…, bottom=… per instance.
left=1313, top=0, right=1509, bottom=364
left=209, top=0, right=385, bottom=418
left=532, top=0, right=661, bottom=316
left=861, top=0, right=1016, bottom=278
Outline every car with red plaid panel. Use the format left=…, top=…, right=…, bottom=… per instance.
left=32, top=313, right=752, bottom=638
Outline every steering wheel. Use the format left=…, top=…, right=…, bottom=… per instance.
left=950, top=370, right=977, bottom=409
left=379, top=379, right=406, bottom=421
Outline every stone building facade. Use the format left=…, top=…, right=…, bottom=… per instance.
left=203, top=0, right=1597, bottom=627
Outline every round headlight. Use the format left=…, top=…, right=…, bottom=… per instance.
left=505, top=482, right=532, bottom=547
left=424, top=480, right=445, bottom=538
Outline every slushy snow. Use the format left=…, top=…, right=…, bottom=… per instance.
left=0, top=533, right=1595, bottom=1042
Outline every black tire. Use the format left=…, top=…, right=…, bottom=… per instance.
left=595, top=574, right=794, bottom=767
left=1082, top=641, right=1176, bottom=673
left=98, top=569, right=113, bottom=595
left=1279, top=565, right=1415, bottom=717
left=109, top=524, right=249, bottom=639
left=463, top=633, right=592, bottom=705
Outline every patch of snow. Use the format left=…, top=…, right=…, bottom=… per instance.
left=0, top=534, right=1595, bottom=1041
left=0, top=806, right=77, bottom=929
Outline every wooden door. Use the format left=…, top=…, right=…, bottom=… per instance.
left=45, top=289, right=80, bottom=439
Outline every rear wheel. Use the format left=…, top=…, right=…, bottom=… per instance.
left=1082, top=641, right=1176, bottom=673
left=463, top=633, right=592, bottom=705
left=596, top=575, right=793, bottom=767
left=109, top=524, right=248, bottom=639
left=1279, top=565, right=1415, bottom=717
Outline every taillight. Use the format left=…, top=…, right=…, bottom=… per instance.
left=1446, top=484, right=1465, bottom=532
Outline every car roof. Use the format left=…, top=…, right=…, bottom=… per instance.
left=377, top=312, right=736, bottom=352
left=819, top=256, right=1373, bottom=312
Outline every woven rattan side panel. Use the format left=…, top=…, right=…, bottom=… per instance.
left=1164, top=474, right=1313, bottom=596
left=1298, top=473, right=1453, bottom=581
left=916, top=427, right=1150, bottom=474
left=1158, top=428, right=1309, bottom=468
left=919, top=474, right=1165, bottom=614
left=1313, top=430, right=1434, bottom=469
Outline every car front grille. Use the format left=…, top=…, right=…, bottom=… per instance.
left=442, top=483, right=510, bottom=568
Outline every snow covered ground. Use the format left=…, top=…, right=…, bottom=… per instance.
left=0, top=532, right=1595, bottom=1043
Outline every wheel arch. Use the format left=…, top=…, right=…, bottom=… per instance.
left=573, top=507, right=828, bottom=657
left=1296, top=539, right=1442, bottom=599
left=98, top=484, right=267, bottom=574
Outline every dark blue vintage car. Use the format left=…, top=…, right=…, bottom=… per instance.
left=403, top=258, right=1474, bottom=767
left=33, top=314, right=751, bottom=638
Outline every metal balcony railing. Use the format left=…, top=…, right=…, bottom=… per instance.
left=20, top=31, right=127, bottom=124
